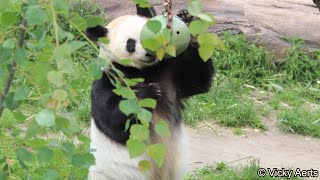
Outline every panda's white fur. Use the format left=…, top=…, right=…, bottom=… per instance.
left=88, top=14, right=189, bottom=180
left=99, top=15, right=159, bottom=69
left=89, top=118, right=188, bottom=180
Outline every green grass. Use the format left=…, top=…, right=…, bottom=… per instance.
left=184, top=76, right=265, bottom=129
left=185, top=162, right=301, bottom=180
left=278, top=109, right=320, bottom=138
left=184, top=34, right=320, bottom=136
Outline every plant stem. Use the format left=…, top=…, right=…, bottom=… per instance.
left=0, top=19, right=27, bottom=118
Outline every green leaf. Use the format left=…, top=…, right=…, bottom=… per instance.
left=0, top=11, right=17, bottom=26
left=4, top=92, right=21, bottom=110
left=165, top=44, right=176, bottom=57
left=53, top=43, right=72, bottom=60
left=189, top=20, right=209, bottom=36
left=137, top=109, right=153, bottom=123
left=16, top=148, right=33, bottom=162
left=146, top=144, right=165, bottom=168
left=32, top=62, right=53, bottom=85
left=126, top=139, right=146, bottom=158
left=52, top=89, right=68, bottom=102
left=142, top=38, right=161, bottom=52
left=158, top=29, right=171, bottom=45
left=53, top=0, right=69, bottom=14
left=60, top=142, right=75, bottom=157
left=36, top=109, right=55, bottom=128
left=47, top=71, right=65, bottom=87
left=42, top=170, right=59, bottom=180
left=0, top=172, right=9, bottom=180
left=138, top=160, right=151, bottom=173
left=156, top=48, right=165, bottom=60
left=25, top=5, right=48, bottom=26
left=188, top=0, right=202, bottom=16
left=98, top=38, right=110, bottom=44
left=138, top=98, right=157, bottom=108
left=130, top=124, right=149, bottom=141
left=37, top=147, right=54, bottom=163
left=155, top=120, right=171, bottom=137
left=88, top=58, right=108, bottom=80
left=70, top=41, right=87, bottom=51
left=125, top=119, right=130, bottom=132
left=2, top=38, right=15, bottom=49
left=0, top=0, right=10, bottom=13
left=14, top=48, right=28, bottom=68
left=118, top=59, right=133, bottom=65
left=55, top=116, right=70, bottom=130
left=198, top=13, right=215, bottom=24
left=119, top=99, right=140, bottom=116
left=0, top=47, right=12, bottom=65
left=70, top=13, right=87, bottom=31
left=199, top=43, right=214, bottom=62
left=14, top=86, right=30, bottom=101
left=147, top=20, right=162, bottom=34
left=113, top=87, right=135, bottom=99
left=57, top=59, right=73, bottom=74
left=72, top=153, right=95, bottom=168
left=86, top=15, right=104, bottom=28
left=13, top=112, right=27, bottom=123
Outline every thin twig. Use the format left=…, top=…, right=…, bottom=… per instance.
left=203, top=120, right=219, bottom=136
left=50, top=0, right=60, bottom=46
left=0, top=19, right=27, bottom=118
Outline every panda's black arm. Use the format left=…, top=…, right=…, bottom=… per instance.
left=91, top=75, right=132, bottom=144
left=91, top=73, right=160, bottom=145
left=174, top=45, right=215, bottom=98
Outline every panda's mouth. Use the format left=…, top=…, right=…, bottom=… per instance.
left=140, top=58, right=157, bottom=63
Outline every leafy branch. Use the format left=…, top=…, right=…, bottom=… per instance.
left=0, top=19, right=27, bottom=118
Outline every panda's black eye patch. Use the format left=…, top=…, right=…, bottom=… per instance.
left=126, top=38, right=136, bottom=53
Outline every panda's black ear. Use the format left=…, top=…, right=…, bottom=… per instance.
left=136, top=4, right=156, bottom=18
left=85, top=25, right=108, bottom=42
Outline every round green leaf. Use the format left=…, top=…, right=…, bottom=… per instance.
left=137, top=109, right=153, bottom=123
left=146, top=144, right=165, bottom=168
left=36, top=109, right=55, bottom=128
left=52, top=89, right=68, bottom=102
left=119, top=99, right=139, bottom=116
left=138, top=160, right=151, bottom=173
left=126, top=139, right=146, bottom=158
left=138, top=98, right=157, bottom=109
left=155, top=120, right=171, bottom=137
left=37, top=147, right=54, bottom=163
left=16, top=148, right=33, bottom=162
left=1, top=11, right=17, bottom=26
left=189, top=20, right=209, bottom=36
left=47, top=71, right=65, bottom=87
left=72, top=153, right=95, bottom=168
left=130, top=124, right=150, bottom=141
left=146, top=20, right=162, bottom=34
left=42, top=170, right=59, bottom=180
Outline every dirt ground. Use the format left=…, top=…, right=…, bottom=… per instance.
left=186, top=117, right=320, bottom=171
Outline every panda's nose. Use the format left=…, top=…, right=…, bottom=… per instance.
left=145, top=53, right=151, bottom=57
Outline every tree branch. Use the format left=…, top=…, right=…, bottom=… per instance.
left=0, top=19, right=27, bottom=118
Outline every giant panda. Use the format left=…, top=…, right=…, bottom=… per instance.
left=85, top=4, right=215, bottom=180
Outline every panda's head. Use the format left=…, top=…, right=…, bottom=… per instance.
left=86, top=6, right=158, bottom=69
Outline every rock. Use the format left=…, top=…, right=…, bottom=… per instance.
left=94, top=0, right=320, bottom=59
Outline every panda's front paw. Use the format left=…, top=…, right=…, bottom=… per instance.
left=177, top=9, right=194, bottom=25
left=135, top=83, right=161, bottom=100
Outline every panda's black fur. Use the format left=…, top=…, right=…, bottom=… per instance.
left=86, top=5, right=215, bottom=180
